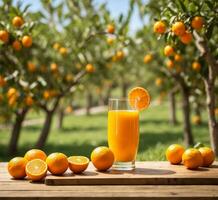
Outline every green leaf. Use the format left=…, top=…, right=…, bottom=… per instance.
left=177, top=0, right=187, bottom=12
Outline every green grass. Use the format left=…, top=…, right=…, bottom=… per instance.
left=0, top=103, right=210, bottom=161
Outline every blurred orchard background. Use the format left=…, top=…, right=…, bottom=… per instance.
left=0, top=0, right=217, bottom=161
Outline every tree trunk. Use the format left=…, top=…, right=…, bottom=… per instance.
left=36, top=111, right=54, bottom=149
left=204, top=79, right=218, bottom=155
left=168, top=90, right=178, bottom=125
left=57, top=108, right=64, bottom=129
left=121, top=82, right=128, bottom=97
left=8, top=108, right=29, bottom=155
left=104, top=88, right=112, bottom=105
left=86, top=91, right=93, bottom=116
left=180, top=86, right=194, bottom=147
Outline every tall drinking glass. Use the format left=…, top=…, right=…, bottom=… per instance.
left=108, top=98, right=139, bottom=170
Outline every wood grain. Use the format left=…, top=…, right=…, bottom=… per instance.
left=45, top=161, right=218, bottom=185
left=1, top=162, right=218, bottom=200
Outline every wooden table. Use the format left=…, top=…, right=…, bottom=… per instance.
left=1, top=162, right=218, bottom=199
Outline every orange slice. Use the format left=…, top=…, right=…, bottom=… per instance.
left=128, top=87, right=150, bottom=111
left=25, top=159, right=47, bottom=181
left=68, top=156, right=89, bottom=174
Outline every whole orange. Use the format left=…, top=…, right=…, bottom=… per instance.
left=86, top=64, right=95, bottom=73
left=164, top=45, right=174, bottom=56
left=24, top=149, right=47, bottom=161
left=166, top=59, right=174, bottom=69
left=8, top=157, right=28, bottom=179
left=174, top=54, right=182, bottom=62
left=192, top=61, right=201, bottom=71
left=166, top=144, right=185, bottom=164
left=171, top=21, right=186, bottom=36
left=191, top=16, right=204, bottom=30
left=180, top=31, right=192, bottom=44
left=22, top=35, right=32, bottom=48
left=46, top=152, right=68, bottom=175
left=153, top=21, right=166, bottom=34
left=12, top=40, right=22, bottom=51
left=182, top=148, right=203, bottom=169
left=0, top=30, right=9, bottom=43
left=91, top=146, right=114, bottom=171
left=12, top=16, right=24, bottom=27
left=107, top=24, right=115, bottom=34
left=199, top=147, right=215, bottom=167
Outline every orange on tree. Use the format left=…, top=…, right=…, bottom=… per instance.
left=192, top=61, right=201, bottom=71
left=0, top=76, right=6, bottom=87
left=12, top=40, right=22, bottom=51
left=50, top=63, right=58, bottom=73
left=199, top=147, right=215, bottom=167
left=24, top=149, right=47, bottom=161
left=215, top=108, right=218, bottom=116
left=182, top=148, right=203, bottom=169
left=191, top=16, right=204, bottom=30
left=43, top=90, right=51, bottom=100
left=12, top=16, right=24, bottom=28
left=171, top=21, right=186, bottom=36
left=25, top=159, right=47, bottom=181
left=174, top=53, right=182, bottom=62
left=68, top=156, right=89, bottom=174
left=155, top=78, right=163, bottom=86
left=166, top=144, right=185, bottom=164
left=65, top=105, right=73, bottom=114
left=0, top=30, right=9, bottom=43
left=107, top=24, right=115, bottom=34
left=91, top=146, right=114, bottom=171
left=86, top=63, right=95, bottom=73
left=7, top=157, right=28, bottom=179
left=27, top=62, right=36, bottom=72
left=25, top=96, right=34, bottom=106
left=46, top=152, right=68, bottom=175
left=153, top=21, right=166, bottom=34
left=107, top=37, right=114, bottom=45
left=128, top=87, right=150, bottom=111
left=59, top=47, right=68, bottom=55
left=65, top=74, right=74, bottom=82
left=164, top=45, right=174, bottom=56
left=53, top=42, right=60, bottom=50
left=143, top=54, right=153, bottom=64
left=166, top=59, right=174, bottom=69
left=116, top=50, right=124, bottom=60
left=192, top=115, right=201, bottom=125
left=180, top=31, right=192, bottom=44
left=22, top=35, right=32, bottom=48
left=7, top=87, right=18, bottom=99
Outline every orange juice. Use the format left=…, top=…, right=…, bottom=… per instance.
left=108, top=110, right=139, bottom=162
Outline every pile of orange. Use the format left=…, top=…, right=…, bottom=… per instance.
left=166, top=144, right=215, bottom=169
left=7, top=146, right=115, bottom=182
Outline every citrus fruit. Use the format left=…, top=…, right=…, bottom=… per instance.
left=128, top=87, right=150, bottom=111
left=174, top=54, right=182, bottom=62
left=7, top=88, right=18, bottom=99
left=12, top=40, right=22, bottom=51
left=199, top=147, right=215, bottom=167
left=191, top=16, right=204, bottom=30
left=166, top=144, right=185, bottom=165
left=107, top=37, right=114, bottom=45
left=53, top=42, right=60, bottom=50
left=46, top=152, right=68, bottom=175
left=59, top=47, right=68, bottom=55
left=107, top=24, right=115, bottom=34
left=8, top=157, right=28, bottom=179
left=143, top=54, right=153, bottom=64
left=86, top=64, right=95, bottom=73
left=0, top=30, right=9, bottom=43
left=25, top=159, right=47, bottom=181
left=180, top=31, right=192, bottom=44
left=0, top=76, right=6, bottom=87
left=192, top=61, right=201, bottom=71
left=171, top=21, right=186, bottom=36
left=164, top=45, right=174, bottom=56
left=166, top=59, right=174, bottom=69
left=182, top=148, right=203, bottom=169
left=68, top=156, right=89, bottom=174
left=22, top=35, right=32, bottom=48
left=155, top=78, right=163, bottom=86
left=12, top=16, right=24, bottom=27
left=24, top=149, right=47, bottom=161
left=192, top=115, right=201, bottom=125
left=91, top=146, right=114, bottom=171
left=116, top=50, right=124, bottom=60
left=153, top=21, right=166, bottom=34
left=25, top=96, right=34, bottom=106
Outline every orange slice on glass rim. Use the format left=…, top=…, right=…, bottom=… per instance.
left=68, top=156, right=89, bottom=174
left=128, top=87, right=150, bottom=111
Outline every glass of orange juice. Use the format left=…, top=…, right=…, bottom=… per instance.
left=108, top=98, right=139, bottom=170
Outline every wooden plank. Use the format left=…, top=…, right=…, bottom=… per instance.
left=45, top=161, right=218, bottom=185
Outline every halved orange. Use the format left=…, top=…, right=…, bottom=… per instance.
left=128, top=87, right=150, bottom=111
left=25, top=159, right=47, bottom=181
left=68, top=156, right=89, bottom=174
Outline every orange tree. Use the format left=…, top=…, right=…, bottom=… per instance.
left=0, top=1, right=38, bottom=154
left=146, top=0, right=218, bottom=154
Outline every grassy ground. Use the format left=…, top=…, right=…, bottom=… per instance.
left=0, top=103, right=210, bottom=161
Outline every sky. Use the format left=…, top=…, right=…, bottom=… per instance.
left=11, top=0, right=147, bottom=32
